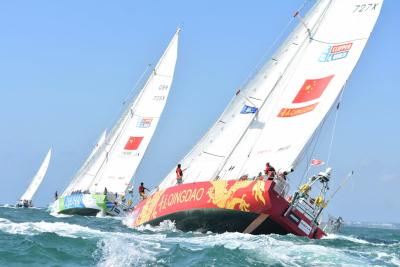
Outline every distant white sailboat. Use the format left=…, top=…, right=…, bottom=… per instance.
left=17, top=149, right=52, bottom=208
left=53, top=28, right=180, bottom=216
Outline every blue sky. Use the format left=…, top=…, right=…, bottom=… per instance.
left=0, top=1, right=398, bottom=223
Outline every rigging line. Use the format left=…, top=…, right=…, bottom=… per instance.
left=122, top=64, right=152, bottom=106
left=252, top=0, right=310, bottom=73
left=81, top=64, right=153, bottom=192
left=326, top=83, right=346, bottom=166
left=295, top=0, right=333, bottom=41
left=297, top=81, right=346, bottom=189
left=89, top=69, right=156, bottom=192
left=214, top=1, right=329, bottom=180
left=297, top=112, right=329, bottom=189
left=85, top=30, right=180, bottom=193
left=170, top=2, right=310, bottom=184
left=310, top=37, right=368, bottom=45
left=237, top=0, right=309, bottom=96
left=229, top=1, right=335, bottom=179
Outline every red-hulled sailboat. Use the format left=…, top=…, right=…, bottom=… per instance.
left=127, top=0, right=383, bottom=238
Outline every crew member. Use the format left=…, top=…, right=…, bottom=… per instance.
left=264, top=162, right=276, bottom=180
left=54, top=191, right=58, bottom=200
left=176, top=164, right=184, bottom=184
left=138, top=182, right=149, bottom=200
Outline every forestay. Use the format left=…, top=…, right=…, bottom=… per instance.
left=158, top=0, right=382, bottom=189
left=62, top=29, right=180, bottom=195
left=20, top=149, right=52, bottom=201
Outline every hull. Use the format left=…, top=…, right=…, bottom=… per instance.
left=54, top=193, right=128, bottom=216
left=16, top=203, right=32, bottom=208
left=54, top=193, right=106, bottom=216
left=128, top=180, right=326, bottom=239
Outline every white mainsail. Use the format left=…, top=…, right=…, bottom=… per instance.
left=62, top=28, right=180, bottom=196
left=20, top=149, right=52, bottom=201
left=159, top=0, right=382, bottom=189
left=220, top=0, right=383, bottom=179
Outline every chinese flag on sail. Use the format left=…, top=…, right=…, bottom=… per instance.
left=292, top=75, right=334, bottom=103
left=124, top=136, right=144, bottom=150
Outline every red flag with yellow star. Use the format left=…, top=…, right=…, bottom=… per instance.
left=292, top=75, right=334, bottom=103
left=124, top=136, right=143, bottom=150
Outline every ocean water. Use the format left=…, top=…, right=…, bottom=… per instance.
left=0, top=206, right=399, bottom=267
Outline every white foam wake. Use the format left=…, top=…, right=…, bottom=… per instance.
left=0, top=217, right=167, bottom=266
left=323, top=233, right=370, bottom=244
left=134, top=220, right=177, bottom=233
left=0, top=217, right=104, bottom=239
left=159, top=232, right=367, bottom=266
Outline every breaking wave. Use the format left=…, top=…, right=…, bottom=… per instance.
left=0, top=207, right=399, bottom=266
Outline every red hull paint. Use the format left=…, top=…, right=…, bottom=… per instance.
left=129, top=179, right=326, bottom=239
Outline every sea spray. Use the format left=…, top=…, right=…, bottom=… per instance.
left=0, top=207, right=399, bottom=267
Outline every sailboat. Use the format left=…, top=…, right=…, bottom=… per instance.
left=17, top=149, right=52, bottom=208
left=127, top=0, right=383, bottom=238
left=53, top=28, right=180, bottom=216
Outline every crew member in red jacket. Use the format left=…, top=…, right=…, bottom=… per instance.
left=176, top=164, right=184, bottom=184
left=138, top=182, right=149, bottom=200
left=264, top=162, right=276, bottom=180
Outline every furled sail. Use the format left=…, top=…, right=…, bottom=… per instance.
left=159, top=0, right=382, bottom=189
left=62, top=29, right=180, bottom=195
left=20, top=149, right=52, bottom=201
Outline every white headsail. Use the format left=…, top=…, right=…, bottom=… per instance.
left=62, top=130, right=107, bottom=196
left=62, top=28, right=180, bottom=195
left=20, top=149, right=52, bottom=201
left=159, top=0, right=382, bottom=189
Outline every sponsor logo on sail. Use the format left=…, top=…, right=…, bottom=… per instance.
left=277, top=75, right=334, bottom=118
left=124, top=136, right=144, bottom=150
left=278, top=103, right=318, bottom=117
left=319, top=42, right=352, bottom=62
left=136, top=117, right=153, bottom=128
left=240, top=105, right=258, bottom=114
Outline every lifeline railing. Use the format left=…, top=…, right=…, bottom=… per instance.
left=272, top=176, right=290, bottom=198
